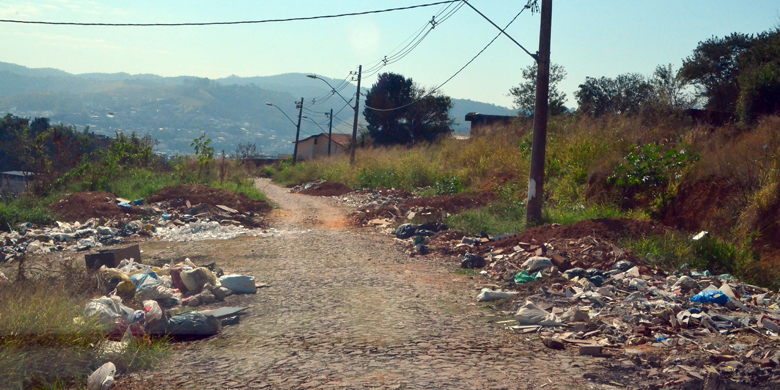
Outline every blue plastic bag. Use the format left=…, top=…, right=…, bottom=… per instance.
left=690, top=290, right=730, bottom=305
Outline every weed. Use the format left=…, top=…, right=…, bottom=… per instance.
left=455, top=268, right=480, bottom=276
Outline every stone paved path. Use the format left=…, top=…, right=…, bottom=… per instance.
left=117, top=179, right=614, bottom=390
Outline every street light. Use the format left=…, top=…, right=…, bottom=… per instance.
left=265, top=102, right=296, bottom=127
left=266, top=99, right=304, bottom=164
left=306, top=74, right=354, bottom=108
left=306, top=66, right=362, bottom=165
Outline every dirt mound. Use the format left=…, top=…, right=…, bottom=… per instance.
left=493, top=218, right=666, bottom=249
left=299, top=182, right=353, bottom=197
left=47, top=192, right=147, bottom=222
left=148, top=184, right=272, bottom=214
left=403, top=191, right=496, bottom=215
left=352, top=191, right=495, bottom=226
left=662, top=176, right=740, bottom=232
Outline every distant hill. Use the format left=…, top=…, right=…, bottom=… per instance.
left=0, top=62, right=515, bottom=154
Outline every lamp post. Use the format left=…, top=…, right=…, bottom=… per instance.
left=266, top=100, right=304, bottom=164
left=306, top=69, right=361, bottom=164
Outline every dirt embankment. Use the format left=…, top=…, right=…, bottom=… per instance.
left=47, top=192, right=148, bottom=222
left=148, top=184, right=272, bottom=214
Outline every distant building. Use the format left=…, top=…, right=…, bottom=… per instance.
left=1, top=171, right=35, bottom=195
left=465, top=112, right=517, bottom=137
left=295, top=133, right=352, bottom=161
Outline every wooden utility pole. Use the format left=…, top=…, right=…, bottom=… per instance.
left=526, top=0, right=552, bottom=226
left=292, top=97, right=304, bottom=165
left=350, top=65, right=362, bottom=165
left=327, top=108, right=333, bottom=157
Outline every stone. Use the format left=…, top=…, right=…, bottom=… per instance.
left=578, top=345, right=602, bottom=356
left=543, top=337, right=565, bottom=350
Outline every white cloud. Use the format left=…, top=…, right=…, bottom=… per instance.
left=0, top=30, right=120, bottom=50
left=0, top=4, right=40, bottom=18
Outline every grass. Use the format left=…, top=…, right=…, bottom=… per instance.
left=455, top=268, right=480, bottom=276
left=0, top=270, right=170, bottom=390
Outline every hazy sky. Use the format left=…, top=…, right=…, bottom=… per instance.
left=1, top=1, right=778, bottom=108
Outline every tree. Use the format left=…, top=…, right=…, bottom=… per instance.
left=679, top=32, right=754, bottom=114
left=363, top=73, right=453, bottom=146
left=575, top=73, right=654, bottom=117
left=509, top=63, right=567, bottom=116
left=650, top=64, right=696, bottom=110
left=736, top=28, right=780, bottom=123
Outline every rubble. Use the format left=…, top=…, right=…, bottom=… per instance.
left=453, top=230, right=780, bottom=387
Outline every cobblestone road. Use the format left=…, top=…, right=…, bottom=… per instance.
left=117, top=179, right=614, bottom=390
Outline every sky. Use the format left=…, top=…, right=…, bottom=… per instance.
left=0, top=0, right=779, bottom=109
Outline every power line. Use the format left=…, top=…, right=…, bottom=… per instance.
left=364, top=1, right=532, bottom=112
left=0, top=1, right=459, bottom=26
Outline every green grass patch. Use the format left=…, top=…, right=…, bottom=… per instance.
left=455, top=268, right=480, bottom=276
left=210, top=179, right=269, bottom=203
left=0, top=279, right=170, bottom=389
left=446, top=202, right=526, bottom=236
left=543, top=203, right=649, bottom=226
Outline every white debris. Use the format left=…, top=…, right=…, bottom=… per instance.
left=153, top=221, right=307, bottom=242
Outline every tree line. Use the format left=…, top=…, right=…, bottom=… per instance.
left=362, top=26, right=780, bottom=147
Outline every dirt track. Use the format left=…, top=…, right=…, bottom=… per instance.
left=117, top=179, right=613, bottom=390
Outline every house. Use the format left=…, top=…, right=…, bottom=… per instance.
left=465, top=112, right=517, bottom=137
left=295, top=133, right=352, bottom=161
left=1, top=171, right=36, bottom=195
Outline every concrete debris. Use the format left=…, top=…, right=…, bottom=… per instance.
left=456, top=234, right=780, bottom=387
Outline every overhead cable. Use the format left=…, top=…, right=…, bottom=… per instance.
left=0, top=1, right=459, bottom=26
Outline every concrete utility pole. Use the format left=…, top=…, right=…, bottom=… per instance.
left=526, top=0, right=553, bottom=226
left=327, top=108, right=333, bottom=157
left=350, top=65, right=362, bottom=165
left=292, top=97, right=304, bottom=165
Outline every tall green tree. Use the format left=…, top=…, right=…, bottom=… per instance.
left=575, top=73, right=654, bottom=116
left=679, top=32, right=754, bottom=114
left=650, top=64, right=696, bottom=110
left=509, top=62, right=568, bottom=116
left=363, top=73, right=453, bottom=145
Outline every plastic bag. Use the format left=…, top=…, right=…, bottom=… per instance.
left=690, top=290, right=730, bottom=305
left=166, top=312, right=221, bottom=340
left=180, top=267, right=217, bottom=293
left=84, top=296, right=133, bottom=325
left=514, top=270, right=542, bottom=284
left=476, top=288, right=517, bottom=302
left=129, top=267, right=162, bottom=292
left=515, top=301, right=562, bottom=326
left=218, top=275, right=257, bottom=294
left=522, top=256, right=553, bottom=273
left=87, top=362, right=116, bottom=390
left=135, top=284, right=177, bottom=302
left=0, top=270, right=8, bottom=284
left=143, top=300, right=163, bottom=322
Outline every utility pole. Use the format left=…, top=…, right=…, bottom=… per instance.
left=526, top=0, right=552, bottom=226
left=292, top=97, right=304, bottom=165
left=327, top=108, right=333, bottom=157
left=350, top=65, right=362, bottom=165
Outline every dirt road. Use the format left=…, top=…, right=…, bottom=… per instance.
left=119, top=179, right=611, bottom=389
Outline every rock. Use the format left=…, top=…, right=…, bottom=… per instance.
left=614, top=260, right=635, bottom=271
left=561, top=308, right=590, bottom=323
left=673, top=276, right=698, bottom=290
left=543, top=337, right=565, bottom=350
left=579, top=345, right=603, bottom=356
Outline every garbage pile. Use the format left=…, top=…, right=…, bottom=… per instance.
left=1, top=195, right=269, bottom=262
left=78, top=256, right=259, bottom=344
left=462, top=234, right=780, bottom=388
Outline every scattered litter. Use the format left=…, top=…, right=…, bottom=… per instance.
left=87, top=362, right=116, bottom=390
left=476, top=288, right=517, bottom=302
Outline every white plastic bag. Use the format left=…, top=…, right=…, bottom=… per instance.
left=514, top=301, right=562, bottom=326
left=142, top=300, right=163, bottom=322
left=218, top=274, right=257, bottom=294
left=476, top=288, right=517, bottom=302
left=181, top=267, right=217, bottom=293
left=84, top=296, right=132, bottom=325
left=87, top=362, right=116, bottom=390
left=522, top=257, right=553, bottom=273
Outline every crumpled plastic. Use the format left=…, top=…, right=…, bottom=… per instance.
left=514, top=270, right=543, bottom=284
left=515, top=301, right=562, bottom=326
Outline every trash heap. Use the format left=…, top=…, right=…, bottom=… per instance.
left=79, top=257, right=260, bottom=343
left=465, top=234, right=780, bottom=388
left=1, top=196, right=268, bottom=262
